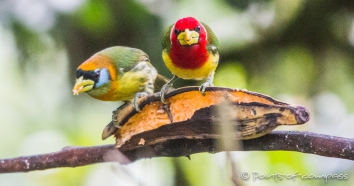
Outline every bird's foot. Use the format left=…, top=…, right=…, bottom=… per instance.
left=160, top=75, right=178, bottom=103
left=160, top=84, right=170, bottom=103
left=133, top=92, right=149, bottom=112
left=199, top=81, right=214, bottom=96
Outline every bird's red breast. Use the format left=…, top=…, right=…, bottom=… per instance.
left=168, top=17, right=209, bottom=69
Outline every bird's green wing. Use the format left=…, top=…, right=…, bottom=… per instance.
left=201, top=22, right=219, bottom=55
left=99, top=46, right=166, bottom=91
left=99, top=46, right=149, bottom=73
left=161, top=24, right=174, bottom=53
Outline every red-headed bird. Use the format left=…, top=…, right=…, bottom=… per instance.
left=160, top=17, right=219, bottom=102
left=72, top=46, right=168, bottom=111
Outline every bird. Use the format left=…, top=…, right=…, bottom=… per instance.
left=160, top=16, right=219, bottom=102
left=72, top=46, right=168, bottom=111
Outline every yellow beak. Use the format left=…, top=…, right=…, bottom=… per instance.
left=72, top=76, right=95, bottom=95
left=184, top=29, right=192, bottom=44
left=177, top=29, right=200, bottom=45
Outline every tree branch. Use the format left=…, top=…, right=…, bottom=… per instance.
left=1, top=131, right=353, bottom=173
left=0, top=87, right=348, bottom=173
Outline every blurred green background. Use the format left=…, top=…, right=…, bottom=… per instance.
left=1, top=0, right=354, bottom=185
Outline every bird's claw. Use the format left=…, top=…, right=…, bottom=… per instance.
left=160, top=84, right=169, bottom=103
left=160, top=75, right=178, bottom=103
left=199, top=81, right=213, bottom=96
left=133, top=92, right=149, bottom=112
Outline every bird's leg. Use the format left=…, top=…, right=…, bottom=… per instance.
left=160, top=75, right=178, bottom=103
left=199, top=72, right=215, bottom=96
left=133, top=73, right=156, bottom=111
left=133, top=92, right=149, bottom=112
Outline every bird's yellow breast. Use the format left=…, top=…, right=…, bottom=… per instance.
left=91, top=71, right=149, bottom=101
left=90, top=61, right=156, bottom=102
left=162, top=50, right=219, bottom=80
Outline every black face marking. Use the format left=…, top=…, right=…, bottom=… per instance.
left=194, top=25, right=201, bottom=32
left=76, top=69, right=84, bottom=78
left=174, top=29, right=181, bottom=36
left=76, top=69, right=100, bottom=83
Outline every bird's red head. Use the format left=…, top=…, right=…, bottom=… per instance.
left=174, top=17, right=200, bottom=31
left=167, top=17, right=210, bottom=69
left=170, top=17, right=207, bottom=46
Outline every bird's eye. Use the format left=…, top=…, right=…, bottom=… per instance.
left=174, top=29, right=181, bottom=36
left=194, top=25, right=201, bottom=32
left=94, top=70, right=100, bottom=82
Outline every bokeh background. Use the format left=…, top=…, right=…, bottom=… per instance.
left=1, top=0, right=354, bottom=185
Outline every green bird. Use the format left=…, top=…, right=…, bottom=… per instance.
left=72, top=46, right=168, bottom=111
